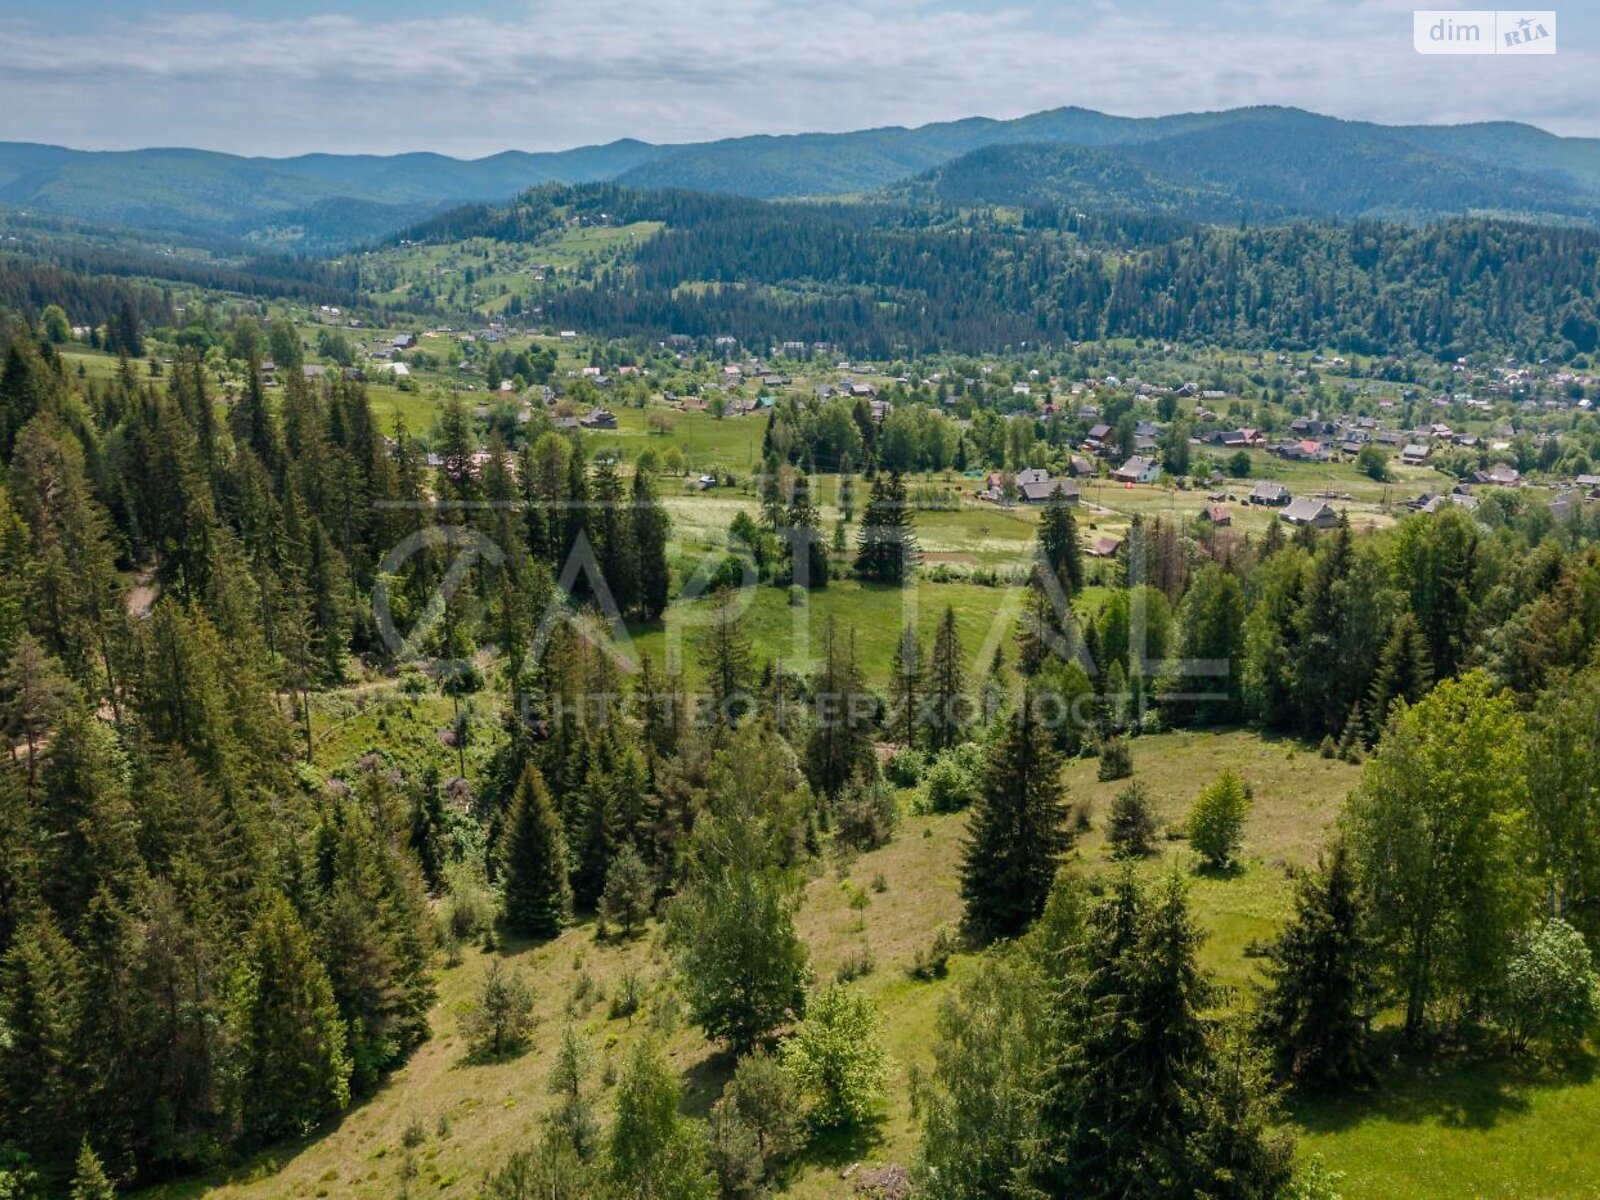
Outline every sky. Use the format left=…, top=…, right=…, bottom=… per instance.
left=1, top=0, right=1596, bottom=157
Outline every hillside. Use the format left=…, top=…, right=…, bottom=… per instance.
left=4, top=105, right=1600, bottom=247
left=898, top=110, right=1600, bottom=223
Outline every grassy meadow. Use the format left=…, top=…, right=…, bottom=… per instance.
left=131, top=720, right=1600, bottom=1200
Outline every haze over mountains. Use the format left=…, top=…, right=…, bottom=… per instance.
left=4, top=105, right=1600, bottom=248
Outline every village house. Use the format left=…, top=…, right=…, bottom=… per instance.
left=1019, top=476, right=1080, bottom=505
left=1248, top=481, right=1291, bottom=507
left=1401, top=443, right=1431, bottom=466
left=1282, top=498, right=1339, bottom=529
left=1471, top=465, right=1521, bottom=487
left=1111, top=456, right=1162, bottom=485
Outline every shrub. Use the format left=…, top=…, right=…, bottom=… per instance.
left=1188, top=770, right=1251, bottom=870
left=908, top=924, right=959, bottom=981
left=1097, top=735, right=1133, bottom=781
left=921, top=746, right=980, bottom=813
left=609, top=968, right=646, bottom=1021
left=438, top=863, right=495, bottom=944
left=885, top=746, right=924, bottom=788
left=1498, top=917, right=1598, bottom=1054
left=835, top=945, right=877, bottom=983
left=462, top=962, right=535, bottom=1061
left=782, top=984, right=890, bottom=1130
left=836, top=773, right=899, bottom=851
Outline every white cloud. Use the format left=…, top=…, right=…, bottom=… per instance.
left=0, top=1, right=1595, bottom=156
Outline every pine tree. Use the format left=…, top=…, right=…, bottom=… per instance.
left=960, top=691, right=1071, bottom=943
left=599, top=844, right=655, bottom=938
left=785, top=470, right=829, bottom=588
left=631, top=468, right=672, bottom=620
left=229, top=894, right=351, bottom=1145
left=802, top=618, right=874, bottom=800
left=1256, top=843, right=1377, bottom=1088
left=69, top=1140, right=116, bottom=1200
left=500, top=765, right=572, bottom=939
left=853, top=470, right=918, bottom=584
left=698, top=588, right=754, bottom=728
left=1036, top=488, right=1084, bottom=594
left=889, top=623, right=922, bottom=747
left=926, top=606, right=966, bottom=752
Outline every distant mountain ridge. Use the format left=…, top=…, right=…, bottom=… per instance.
left=2, top=105, right=1598, bottom=246
left=902, top=109, right=1600, bottom=223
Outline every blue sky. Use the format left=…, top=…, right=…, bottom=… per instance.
left=1, top=1, right=1595, bottom=156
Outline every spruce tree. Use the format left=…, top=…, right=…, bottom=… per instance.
left=592, top=457, right=638, bottom=617
left=1365, top=611, right=1433, bottom=742
left=69, top=1140, right=116, bottom=1200
left=1040, top=872, right=1290, bottom=1198
left=599, top=844, right=655, bottom=938
left=853, top=470, right=918, bottom=584
left=698, top=588, right=754, bottom=728
left=960, top=691, right=1071, bottom=943
left=500, top=765, right=572, bottom=939
left=889, top=623, right=923, bottom=747
left=802, top=618, right=874, bottom=800
left=229, top=895, right=351, bottom=1145
left=631, top=468, right=672, bottom=621
left=1108, top=780, right=1157, bottom=858
left=1036, top=488, right=1084, bottom=594
left=0, top=914, right=86, bottom=1167
left=785, top=470, right=828, bottom=588
left=926, top=606, right=966, bottom=752
left=1256, top=842, right=1377, bottom=1088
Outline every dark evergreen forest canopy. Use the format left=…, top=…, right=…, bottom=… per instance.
left=401, top=183, right=1600, bottom=359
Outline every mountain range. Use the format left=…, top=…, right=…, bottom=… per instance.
left=3, top=105, right=1599, bottom=248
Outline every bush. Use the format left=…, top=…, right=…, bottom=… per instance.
left=1097, top=735, right=1133, bottom=781
left=836, top=773, right=899, bottom=851
left=782, top=984, right=890, bottom=1130
left=908, top=924, right=959, bottom=981
left=438, top=863, right=495, bottom=945
left=462, top=961, right=535, bottom=1061
left=1108, top=782, right=1158, bottom=859
left=921, top=746, right=980, bottom=813
left=1188, top=770, right=1251, bottom=871
left=1498, top=917, right=1598, bottom=1054
left=835, top=945, right=877, bottom=983
left=885, top=746, right=924, bottom=787
left=609, top=968, right=646, bottom=1021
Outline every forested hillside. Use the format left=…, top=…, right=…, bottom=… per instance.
left=403, top=184, right=1600, bottom=359
left=5, top=105, right=1598, bottom=246
left=5, top=286, right=1600, bottom=1196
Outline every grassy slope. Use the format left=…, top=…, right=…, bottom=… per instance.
left=133, top=716, right=1600, bottom=1200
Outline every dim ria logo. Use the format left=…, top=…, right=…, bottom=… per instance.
left=1414, top=10, right=1556, bottom=54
